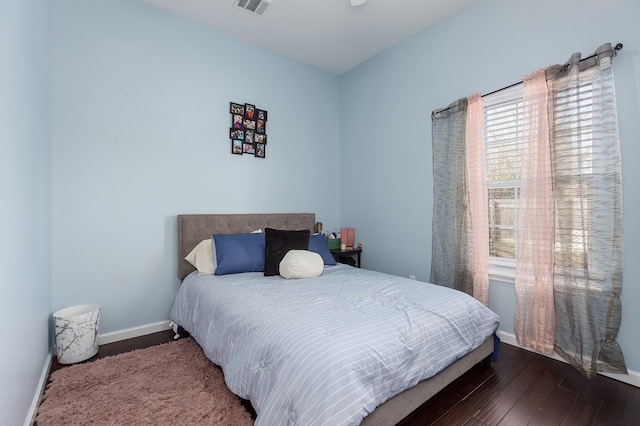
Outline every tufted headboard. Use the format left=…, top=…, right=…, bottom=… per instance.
left=177, top=213, right=316, bottom=280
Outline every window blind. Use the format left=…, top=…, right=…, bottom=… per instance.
left=484, top=94, right=523, bottom=259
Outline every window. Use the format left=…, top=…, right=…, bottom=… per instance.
left=483, top=78, right=600, bottom=283
left=483, top=86, right=523, bottom=281
left=551, top=78, right=603, bottom=284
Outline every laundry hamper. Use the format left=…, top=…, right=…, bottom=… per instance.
left=53, top=304, right=101, bottom=364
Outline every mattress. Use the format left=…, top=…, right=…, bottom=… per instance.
left=169, top=264, right=499, bottom=425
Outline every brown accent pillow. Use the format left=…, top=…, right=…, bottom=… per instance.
left=264, top=228, right=311, bottom=276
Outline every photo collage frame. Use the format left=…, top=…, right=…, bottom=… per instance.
left=230, top=102, right=268, bottom=158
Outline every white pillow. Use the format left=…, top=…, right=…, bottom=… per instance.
left=279, top=250, right=323, bottom=279
left=184, top=239, right=216, bottom=275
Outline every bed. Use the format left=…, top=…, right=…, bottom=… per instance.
left=170, top=213, right=499, bottom=426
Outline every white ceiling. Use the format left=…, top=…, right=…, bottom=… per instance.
left=141, top=0, right=477, bottom=75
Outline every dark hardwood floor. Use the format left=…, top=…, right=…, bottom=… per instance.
left=49, top=329, right=179, bottom=373
left=399, top=343, right=639, bottom=426
left=48, top=331, right=639, bottom=425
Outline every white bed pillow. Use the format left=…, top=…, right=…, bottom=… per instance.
left=184, top=239, right=216, bottom=275
left=279, top=250, right=323, bottom=279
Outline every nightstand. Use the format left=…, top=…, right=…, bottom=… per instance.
left=330, top=248, right=362, bottom=268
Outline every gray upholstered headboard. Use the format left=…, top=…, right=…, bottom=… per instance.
left=177, top=213, right=316, bottom=280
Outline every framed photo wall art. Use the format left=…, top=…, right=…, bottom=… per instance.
left=229, top=102, right=267, bottom=158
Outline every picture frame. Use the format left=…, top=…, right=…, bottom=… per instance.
left=229, top=101, right=267, bottom=159
left=230, top=128, right=244, bottom=140
left=244, top=129, right=255, bottom=144
left=230, top=102, right=245, bottom=115
left=243, top=142, right=255, bottom=155
left=232, top=114, right=244, bottom=129
left=244, top=103, right=256, bottom=120
left=231, top=140, right=243, bottom=155
left=243, top=119, right=255, bottom=130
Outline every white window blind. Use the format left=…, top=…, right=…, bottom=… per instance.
left=482, top=75, right=601, bottom=282
left=484, top=86, right=523, bottom=265
left=551, top=77, right=598, bottom=280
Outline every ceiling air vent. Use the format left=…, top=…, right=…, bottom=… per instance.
left=234, top=0, right=273, bottom=16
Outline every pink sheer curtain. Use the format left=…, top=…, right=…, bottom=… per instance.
left=514, top=69, right=556, bottom=354
left=465, top=94, right=489, bottom=306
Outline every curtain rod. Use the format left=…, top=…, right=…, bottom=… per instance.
left=433, top=42, right=623, bottom=116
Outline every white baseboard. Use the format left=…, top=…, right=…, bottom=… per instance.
left=98, top=320, right=173, bottom=345
left=499, top=331, right=640, bottom=388
left=25, top=348, right=53, bottom=426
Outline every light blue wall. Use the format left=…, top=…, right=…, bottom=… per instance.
left=51, top=0, right=341, bottom=334
left=341, top=0, right=640, bottom=374
left=6, top=1, right=638, bottom=422
left=0, top=1, right=52, bottom=424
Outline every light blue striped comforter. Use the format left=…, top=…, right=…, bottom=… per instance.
left=169, top=264, right=499, bottom=426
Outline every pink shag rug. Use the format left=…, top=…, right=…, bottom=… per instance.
left=36, top=338, right=253, bottom=425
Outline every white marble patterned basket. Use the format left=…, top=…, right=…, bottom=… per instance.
left=53, top=304, right=101, bottom=364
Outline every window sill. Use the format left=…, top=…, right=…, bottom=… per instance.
left=487, top=261, right=606, bottom=291
left=488, top=259, right=515, bottom=284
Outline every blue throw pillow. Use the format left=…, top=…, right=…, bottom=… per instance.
left=213, top=232, right=266, bottom=275
left=309, top=234, right=337, bottom=265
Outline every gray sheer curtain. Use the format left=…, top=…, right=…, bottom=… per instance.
left=430, top=99, right=472, bottom=295
left=431, top=43, right=626, bottom=378
left=548, top=43, right=626, bottom=377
